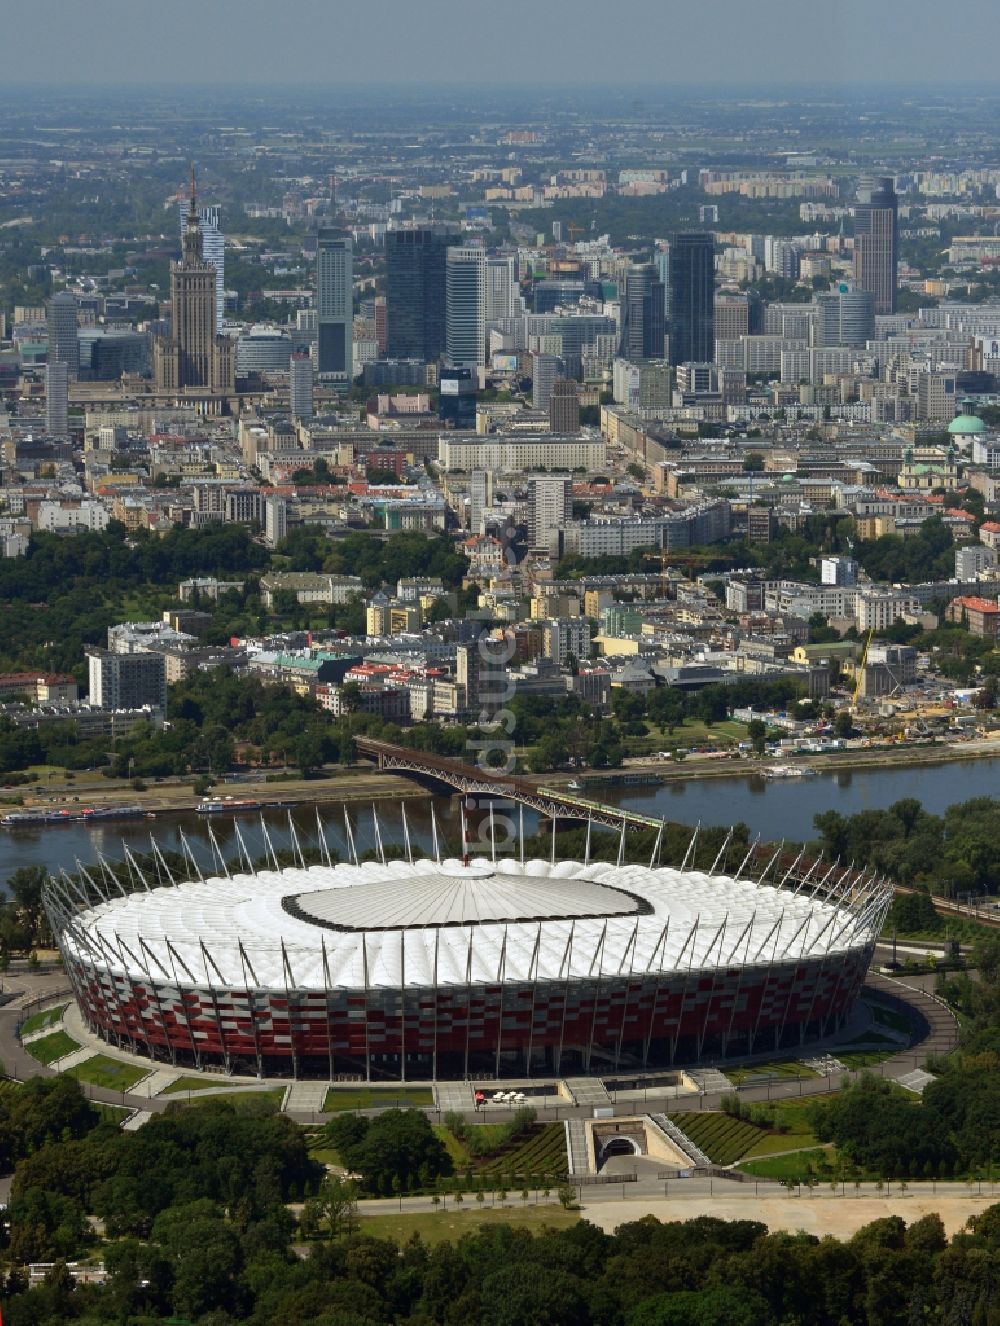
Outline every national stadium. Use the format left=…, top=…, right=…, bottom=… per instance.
left=43, top=825, right=892, bottom=1081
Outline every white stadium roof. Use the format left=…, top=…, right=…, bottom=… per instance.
left=63, top=856, right=879, bottom=991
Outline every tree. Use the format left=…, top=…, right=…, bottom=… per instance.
left=747, top=718, right=767, bottom=756
left=833, top=711, right=854, bottom=740
left=325, top=1109, right=451, bottom=1195
left=304, top=1174, right=358, bottom=1240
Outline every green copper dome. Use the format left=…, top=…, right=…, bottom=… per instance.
left=948, top=413, right=986, bottom=435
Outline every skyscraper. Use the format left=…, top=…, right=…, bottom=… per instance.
left=620, top=264, right=665, bottom=360
left=46, top=360, right=69, bottom=438
left=854, top=176, right=898, bottom=315
left=528, top=475, right=572, bottom=554
left=549, top=378, right=580, bottom=433
left=48, top=286, right=79, bottom=379
left=154, top=170, right=232, bottom=391
left=485, top=256, right=520, bottom=322
left=445, top=248, right=486, bottom=368
left=47, top=291, right=79, bottom=380
left=179, top=199, right=225, bottom=327
left=469, top=469, right=494, bottom=534
left=289, top=352, right=314, bottom=421
left=667, top=232, right=715, bottom=366
left=531, top=353, right=562, bottom=411
left=385, top=225, right=459, bottom=362
left=813, top=284, right=875, bottom=348
left=316, top=227, right=353, bottom=383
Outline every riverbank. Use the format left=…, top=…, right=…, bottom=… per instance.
left=0, top=770, right=429, bottom=820
left=3, top=733, right=1000, bottom=826
left=547, top=736, right=1000, bottom=789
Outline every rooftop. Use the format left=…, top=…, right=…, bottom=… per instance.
left=60, top=856, right=881, bottom=991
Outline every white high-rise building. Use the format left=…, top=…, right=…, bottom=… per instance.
left=485, top=257, right=520, bottom=322
left=264, top=496, right=287, bottom=548
left=179, top=200, right=225, bottom=328
left=446, top=248, right=486, bottom=368
left=469, top=469, right=495, bottom=534
left=528, top=474, right=572, bottom=554
left=46, top=360, right=69, bottom=438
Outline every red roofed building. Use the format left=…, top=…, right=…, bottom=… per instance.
left=980, top=521, right=1000, bottom=551
left=946, top=595, right=1000, bottom=638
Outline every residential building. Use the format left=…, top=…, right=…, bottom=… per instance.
left=946, top=595, right=1000, bottom=638
left=543, top=618, right=591, bottom=666
left=955, top=544, right=998, bottom=579
left=528, top=475, right=572, bottom=553
left=263, top=496, right=287, bottom=548
left=87, top=649, right=167, bottom=713
left=821, top=556, right=859, bottom=587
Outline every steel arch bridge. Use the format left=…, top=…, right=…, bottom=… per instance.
left=354, top=737, right=664, bottom=833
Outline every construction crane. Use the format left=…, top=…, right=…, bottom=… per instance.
left=852, top=626, right=874, bottom=713
left=566, top=222, right=585, bottom=240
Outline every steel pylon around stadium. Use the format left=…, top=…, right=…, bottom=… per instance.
left=42, top=805, right=893, bottom=1083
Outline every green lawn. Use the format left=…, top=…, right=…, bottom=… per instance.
left=739, top=1148, right=833, bottom=1181
left=669, top=1100, right=823, bottom=1165
left=434, top=1125, right=471, bottom=1168
left=66, top=1055, right=150, bottom=1092
left=160, top=1075, right=246, bottom=1095
left=168, top=1089, right=285, bottom=1112
left=475, top=1123, right=569, bottom=1179
left=25, top=1030, right=79, bottom=1065
left=93, top=1102, right=132, bottom=1124
left=359, top=1204, right=577, bottom=1246
left=20, top=1004, right=68, bottom=1037
left=727, top=1059, right=821, bottom=1086
left=667, top=1112, right=763, bottom=1165
left=631, top=718, right=748, bottom=753
left=741, top=1100, right=821, bottom=1158
left=323, top=1086, right=434, bottom=1112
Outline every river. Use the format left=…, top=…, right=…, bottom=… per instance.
left=1, top=755, right=999, bottom=879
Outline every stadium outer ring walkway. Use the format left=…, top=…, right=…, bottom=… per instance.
left=0, top=967, right=958, bottom=1124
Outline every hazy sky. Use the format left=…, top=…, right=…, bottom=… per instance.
left=8, top=0, right=1000, bottom=87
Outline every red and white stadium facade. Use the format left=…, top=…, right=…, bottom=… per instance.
left=44, top=842, right=891, bottom=1080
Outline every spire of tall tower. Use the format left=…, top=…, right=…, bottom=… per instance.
left=182, top=165, right=203, bottom=264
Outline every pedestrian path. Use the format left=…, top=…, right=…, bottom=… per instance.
left=122, top=1110, right=152, bottom=1131
left=436, top=1081, right=475, bottom=1112
left=51, top=1047, right=95, bottom=1073
left=565, top=1077, right=611, bottom=1107
left=565, top=1119, right=590, bottom=1175
left=685, top=1068, right=734, bottom=1094
left=283, top=1082, right=328, bottom=1113
left=135, top=1068, right=182, bottom=1098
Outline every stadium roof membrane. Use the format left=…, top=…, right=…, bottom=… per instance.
left=65, top=857, right=869, bottom=992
